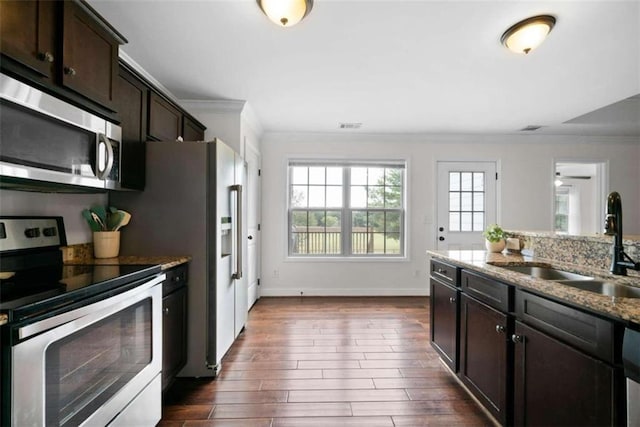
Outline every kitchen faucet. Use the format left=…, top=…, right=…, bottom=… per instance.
left=603, top=191, right=640, bottom=275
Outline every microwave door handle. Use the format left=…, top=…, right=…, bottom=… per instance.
left=231, top=184, right=243, bottom=280
left=96, top=133, right=114, bottom=180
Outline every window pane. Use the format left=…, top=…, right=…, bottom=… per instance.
left=385, top=168, right=402, bottom=186
left=291, top=186, right=308, bottom=207
left=309, top=167, right=325, bottom=185
left=368, top=187, right=385, bottom=208
left=326, top=167, right=343, bottom=185
left=385, top=233, right=401, bottom=254
left=449, top=193, right=460, bottom=211
left=473, top=173, right=484, bottom=191
left=326, top=211, right=341, bottom=229
left=326, top=186, right=342, bottom=207
left=291, top=211, right=308, bottom=230
left=310, top=211, right=325, bottom=227
left=473, top=212, right=484, bottom=231
left=461, top=192, right=472, bottom=211
left=473, top=193, right=484, bottom=211
left=291, top=233, right=307, bottom=254
left=449, top=212, right=460, bottom=231
left=369, top=212, right=385, bottom=233
left=352, top=210, right=367, bottom=228
left=461, top=172, right=472, bottom=191
left=385, top=186, right=402, bottom=208
left=351, top=167, right=367, bottom=185
left=385, top=212, right=401, bottom=233
left=291, top=167, right=308, bottom=185
left=461, top=212, right=472, bottom=231
left=368, top=168, right=384, bottom=186
left=449, top=172, right=460, bottom=191
left=308, top=186, right=325, bottom=207
left=350, top=186, right=367, bottom=208
left=370, top=233, right=385, bottom=254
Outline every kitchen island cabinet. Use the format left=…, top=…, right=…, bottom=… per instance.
left=429, top=259, right=460, bottom=372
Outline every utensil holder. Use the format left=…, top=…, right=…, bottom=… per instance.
left=93, top=231, right=120, bottom=258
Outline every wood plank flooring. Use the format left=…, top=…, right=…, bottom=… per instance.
left=161, top=297, right=492, bottom=426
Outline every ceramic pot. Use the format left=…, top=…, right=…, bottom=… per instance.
left=485, top=239, right=506, bottom=253
left=93, top=231, right=120, bottom=258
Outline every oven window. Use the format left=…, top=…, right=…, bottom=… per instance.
left=45, top=298, right=152, bottom=426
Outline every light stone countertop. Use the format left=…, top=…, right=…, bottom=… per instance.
left=427, top=249, right=640, bottom=325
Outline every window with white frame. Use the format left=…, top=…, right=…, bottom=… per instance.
left=288, top=161, right=405, bottom=257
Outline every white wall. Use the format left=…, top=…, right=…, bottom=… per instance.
left=0, top=190, right=107, bottom=244
left=260, top=132, right=640, bottom=296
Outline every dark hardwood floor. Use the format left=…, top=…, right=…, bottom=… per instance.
left=160, top=297, right=492, bottom=426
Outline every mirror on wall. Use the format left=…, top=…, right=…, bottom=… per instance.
left=553, top=161, right=606, bottom=235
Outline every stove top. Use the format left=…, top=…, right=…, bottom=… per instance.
left=0, top=216, right=162, bottom=323
left=0, top=263, right=161, bottom=322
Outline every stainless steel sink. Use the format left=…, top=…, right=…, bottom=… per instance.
left=561, top=280, right=640, bottom=299
left=496, top=265, right=594, bottom=281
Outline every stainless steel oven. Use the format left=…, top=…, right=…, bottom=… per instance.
left=0, top=216, right=164, bottom=426
left=0, top=73, right=122, bottom=192
left=11, top=273, right=164, bottom=427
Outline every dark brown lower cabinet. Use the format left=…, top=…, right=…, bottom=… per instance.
left=162, top=285, right=187, bottom=391
left=430, top=277, right=459, bottom=372
left=459, top=293, right=511, bottom=426
left=513, top=320, right=617, bottom=427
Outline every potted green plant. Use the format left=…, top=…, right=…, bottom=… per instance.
left=483, top=224, right=506, bottom=253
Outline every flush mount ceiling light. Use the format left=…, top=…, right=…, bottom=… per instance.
left=257, top=0, right=313, bottom=27
left=501, top=15, right=556, bottom=54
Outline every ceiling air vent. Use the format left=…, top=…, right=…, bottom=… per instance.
left=339, top=122, right=362, bottom=130
left=520, top=125, right=543, bottom=131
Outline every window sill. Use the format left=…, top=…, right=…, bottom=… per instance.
left=284, top=256, right=409, bottom=263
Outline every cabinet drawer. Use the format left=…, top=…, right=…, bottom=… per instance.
left=461, top=270, right=512, bottom=312
left=163, top=264, right=188, bottom=296
left=430, top=259, right=459, bottom=286
left=515, top=290, right=616, bottom=363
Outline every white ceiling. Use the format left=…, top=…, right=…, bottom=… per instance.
left=90, top=0, right=640, bottom=136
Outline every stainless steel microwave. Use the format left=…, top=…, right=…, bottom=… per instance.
left=0, top=74, right=122, bottom=192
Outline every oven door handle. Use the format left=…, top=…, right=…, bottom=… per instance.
left=18, top=273, right=165, bottom=340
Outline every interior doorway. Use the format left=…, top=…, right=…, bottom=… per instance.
left=553, top=161, right=607, bottom=235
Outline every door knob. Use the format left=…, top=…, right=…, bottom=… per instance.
left=248, top=235, right=253, bottom=240
left=439, top=236, right=445, bottom=241
left=439, top=227, right=444, bottom=232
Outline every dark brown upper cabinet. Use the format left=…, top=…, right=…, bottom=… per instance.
left=61, top=0, right=120, bottom=111
left=182, top=116, right=206, bottom=142
left=0, top=0, right=56, bottom=80
left=0, top=0, right=125, bottom=118
left=148, top=91, right=183, bottom=141
left=113, top=65, right=149, bottom=190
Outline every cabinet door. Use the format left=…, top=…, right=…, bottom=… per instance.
left=430, top=278, right=459, bottom=372
left=459, top=293, right=510, bottom=425
left=0, top=0, right=56, bottom=79
left=513, top=321, right=617, bottom=427
left=114, top=67, right=148, bottom=190
left=162, top=286, right=188, bottom=391
left=182, top=116, right=205, bottom=142
left=148, top=92, right=182, bottom=141
left=62, top=0, right=119, bottom=110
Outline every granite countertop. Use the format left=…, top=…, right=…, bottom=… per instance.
left=427, top=249, right=640, bottom=325
left=0, top=314, right=7, bottom=326
left=65, top=255, right=191, bottom=271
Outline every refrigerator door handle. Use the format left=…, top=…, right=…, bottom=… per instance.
left=231, top=184, right=243, bottom=279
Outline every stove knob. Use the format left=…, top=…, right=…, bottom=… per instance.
left=43, top=227, right=57, bottom=237
left=25, top=227, right=41, bottom=238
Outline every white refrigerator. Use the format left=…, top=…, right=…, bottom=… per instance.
left=112, top=139, right=248, bottom=377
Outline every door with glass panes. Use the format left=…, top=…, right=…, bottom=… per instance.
left=436, top=161, right=497, bottom=250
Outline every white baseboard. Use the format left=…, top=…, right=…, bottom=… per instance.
left=259, top=288, right=429, bottom=297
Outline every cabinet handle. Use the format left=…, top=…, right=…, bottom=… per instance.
left=437, top=268, right=447, bottom=275
left=495, top=325, right=506, bottom=334
left=64, top=66, right=76, bottom=76
left=173, top=275, right=181, bottom=282
left=511, top=334, right=523, bottom=343
left=163, top=307, right=170, bottom=315
left=448, top=297, right=456, bottom=304
left=37, top=51, right=54, bottom=63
